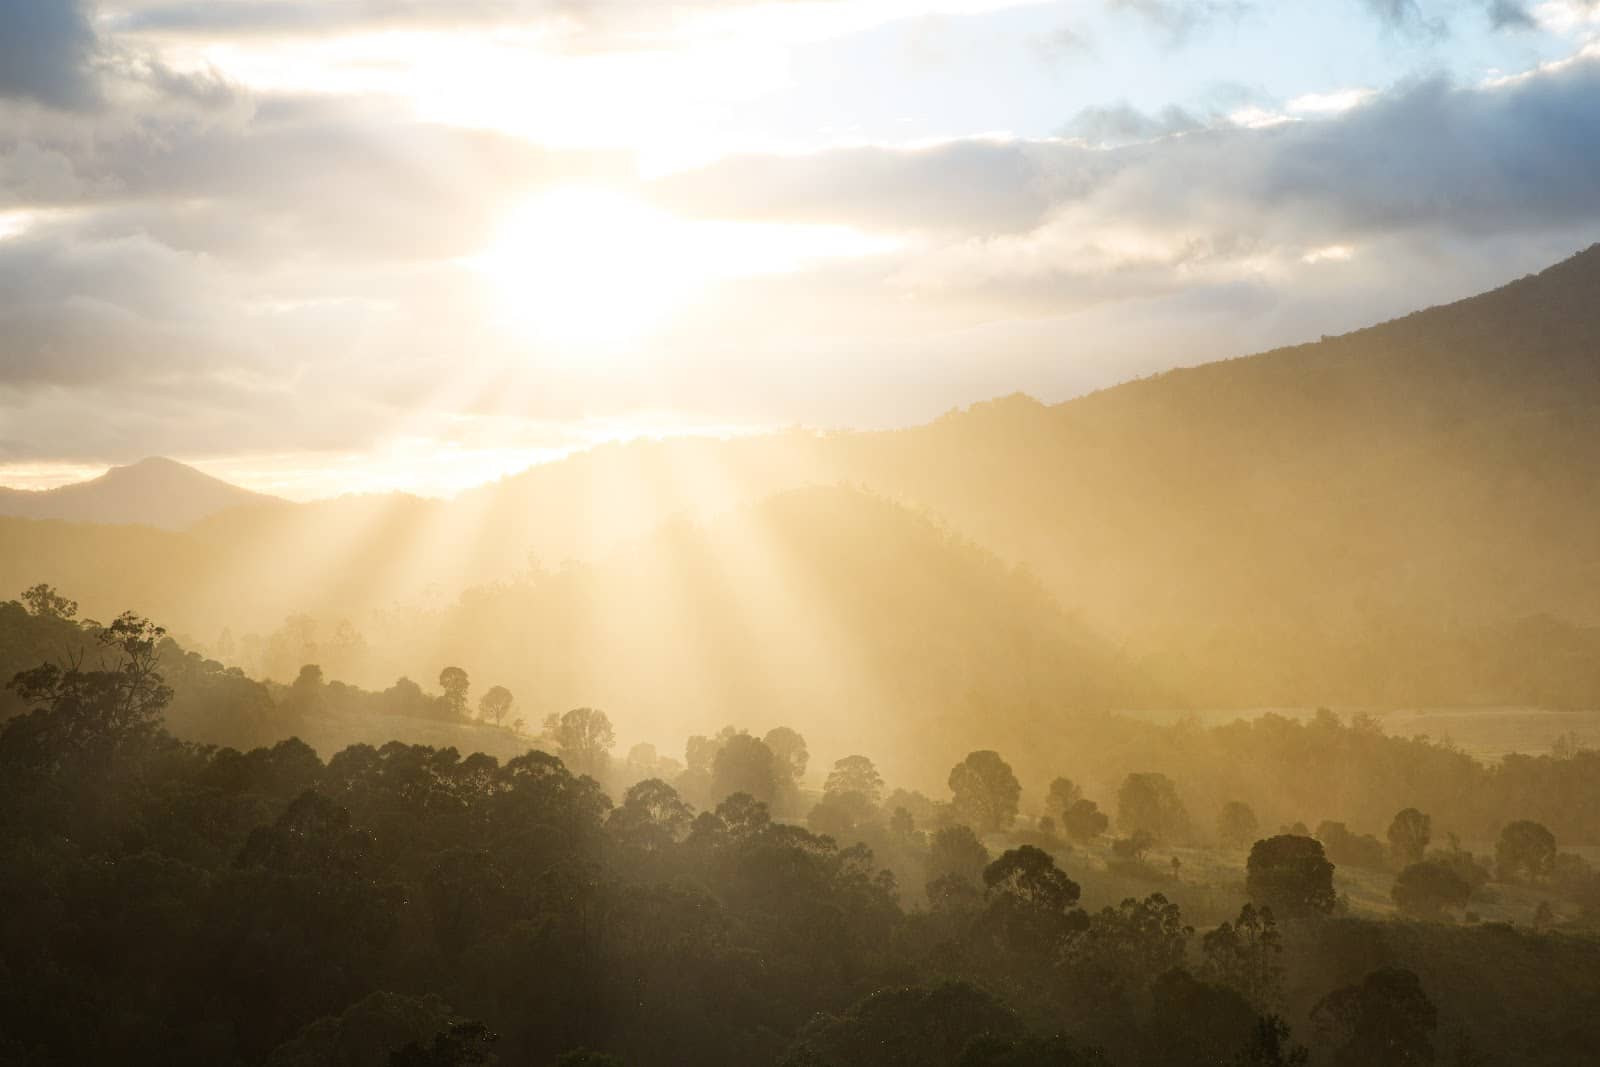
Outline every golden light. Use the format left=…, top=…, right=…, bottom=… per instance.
left=474, top=187, right=691, bottom=348
left=473, top=185, right=901, bottom=350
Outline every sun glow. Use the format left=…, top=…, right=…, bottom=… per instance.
left=473, top=186, right=899, bottom=349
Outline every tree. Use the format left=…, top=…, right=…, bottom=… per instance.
left=710, top=733, right=779, bottom=806
left=809, top=790, right=879, bottom=839
left=984, top=845, right=1081, bottom=914
left=825, top=755, right=884, bottom=805
left=1111, top=831, right=1155, bottom=864
left=608, top=778, right=694, bottom=852
left=1246, top=835, right=1336, bottom=918
left=1062, top=798, right=1109, bottom=843
left=265, top=991, right=461, bottom=1066
left=1316, top=821, right=1387, bottom=870
left=543, top=706, right=616, bottom=779
left=1217, top=801, right=1259, bottom=849
left=1312, top=967, right=1437, bottom=1067
left=948, top=750, right=1021, bottom=833
left=779, top=982, right=1022, bottom=1067
left=422, top=849, right=508, bottom=952
left=957, top=1033, right=1107, bottom=1066
left=1117, top=773, right=1190, bottom=842
left=713, top=791, right=772, bottom=839
left=764, top=726, right=810, bottom=785
left=1392, top=860, right=1472, bottom=919
left=928, top=824, right=991, bottom=898
left=1064, top=893, right=1192, bottom=1011
left=1495, top=819, right=1557, bottom=882
left=477, top=685, right=513, bottom=726
left=389, top=1021, right=497, bottom=1066
left=6, top=611, right=172, bottom=761
left=20, top=583, right=76, bottom=620
left=889, top=807, right=916, bottom=837
left=1046, top=777, right=1083, bottom=822
left=1145, top=969, right=1258, bottom=1067
left=981, top=846, right=1086, bottom=952
left=1200, top=904, right=1283, bottom=1008
left=437, top=667, right=470, bottom=719
left=1232, top=1016, right=1309, bottom=1067
left=765, top=726, right=810, bottom=815
left=286, top=663, right=325, bottom=723
left=1386, top=808, right=1431, bottom=869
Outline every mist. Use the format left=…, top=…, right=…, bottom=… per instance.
left=7, top=0, right=1600, bottom=1064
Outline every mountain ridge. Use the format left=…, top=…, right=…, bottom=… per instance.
left=0, top=456, right=279, bottom=531
left=2, top=243, right=1599, bottom=712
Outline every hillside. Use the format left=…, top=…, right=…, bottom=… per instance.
left=1, top=247, right=1597, bottom=710
left=357, top=486, right=1136, bottom=786
left=0, top=457, right=277, bottom=530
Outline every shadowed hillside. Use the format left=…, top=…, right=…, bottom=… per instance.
left=2, top=247, right=1599, bottom=709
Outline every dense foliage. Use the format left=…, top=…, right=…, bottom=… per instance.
left=6, top=600, right=1600, bottom=1065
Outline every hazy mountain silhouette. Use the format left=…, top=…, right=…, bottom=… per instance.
left=3, top=245, right=1599, bottom=711
left=0, top=457, right=276, bottom=530
left=379, top=486, right=1137, bottom=784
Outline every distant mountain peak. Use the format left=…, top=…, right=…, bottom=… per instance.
left=99, top=456, right=230, bottom=484
left=0, top=456, right=276, bottom=530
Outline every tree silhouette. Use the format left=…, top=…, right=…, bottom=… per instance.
left=1046, top=777, right=1083, bottom=822
left=389, top=1021, right=498, bottom=1066
left=927, top=824, right=991, bottom=898
left=1246, top=835, right=1336, bottom=918
left=1232, top=1016, right=1309, bottom=1067
left=1145, top=968, right=1257, bottom=1067
left=779, top=982, right=1022, bottom=1067
left=544, top=706, right=616, bottom=779
left=1392, top=861, right=1472, bottom=918
left=980, top=845, right=1085, bottom=952
left=1062, top=798, right=1109, bottom=843
left=1217, top=801, right=1259, bottom=849
left=437, top=666, right=470, bottom=719
left=1312, top=967, right=1437, bottom=1067
left=948, top=750, right=1021, bottom=833
left=1200, top=903, right=1283, bottom=1008
left=20, top=583, right=76, bottom=620
left=710, top=733, right=779, bottom=807
left=1117, top=773, right=1191, bottom=843
left=764, top=726, right=810, bottom=785
left=825, top=754, right=884, bottom=804
left=1386, top=808, right=1431, bottom=869
left=608, top=778, right=694, bottom=852
left=1495, top=819, right=1557, bottom=882
left=7, top=611, right=172, bottom=762
left=477, top=685, right=513, bottom=726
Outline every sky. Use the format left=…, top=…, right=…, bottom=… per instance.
left=1, top=0, right=1599, bottom=499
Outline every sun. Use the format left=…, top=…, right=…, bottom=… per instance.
left=474, top=186, right=693, bottom=350
left=474, top=185, right=902, bottom=352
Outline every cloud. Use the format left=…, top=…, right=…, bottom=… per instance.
left=654, top=55, right=1600, bottom=316
left=1107, top=0, right=1255, bottom=45
left=1355, top=0, right=1449, bottom=37
left=1484, top=0, right=1535, bottom=29
left=1033, top=24, right=1096, bottom=65
left=110, top=0, right=537, bottom=37
left=0, top=0, right=100, bottom=109
left=650, top=139, right=1114, bottom=237
left=6, top=1, right=1600, bottom=469
left=0, top=90, right=630, bottom=260
left=1061, top=103, right=1204, bottom=146
left=106, top=0, right=834, bottom=50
